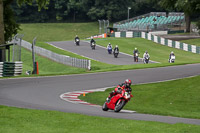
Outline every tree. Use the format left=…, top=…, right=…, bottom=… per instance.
left=158, top=0, right=200, bottom=32
left=0, top=0, right=48, bottom=61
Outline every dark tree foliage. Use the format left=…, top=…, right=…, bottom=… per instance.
left=4, top=0, right=20, bottom=41
left=11, top=0, right=169, bottom=23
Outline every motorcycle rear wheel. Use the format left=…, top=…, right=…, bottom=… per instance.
left=102, top=102, right=109, bottom=111
left=114, top=99, right=126, bottom=112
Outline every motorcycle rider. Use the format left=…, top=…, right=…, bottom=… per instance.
left=90, top=37, right=96, bottom=46
left=113, top=45, right=119, bottom=53
left=143, top=51, right=150, bottom=64
left=107, top=42, right=112, bottom=54
left=107, top=79, right=132, bottom=101
left=169, top=51, right=175, bottom=63
left=113, top=45, right=119, bottom=57
left=74, top=35, right=80, bottom=43
left=133, top=47, right=140, bottom=62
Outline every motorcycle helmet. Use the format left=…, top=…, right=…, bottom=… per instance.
left=125, top=79, right=132, bottom=87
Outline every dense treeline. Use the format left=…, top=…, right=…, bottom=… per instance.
left=11, top=0, right=166, bottom=23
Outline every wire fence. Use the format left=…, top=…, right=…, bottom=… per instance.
left=20, top=40, right=91, bottom=70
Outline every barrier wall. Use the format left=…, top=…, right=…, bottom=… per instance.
left=0, top=62, right=3, bottom=77
left=111, top=31, right=200, bottom=54
left=141, top=32, right=200, bottom=54
left=21, top=40, right=91, bottom=70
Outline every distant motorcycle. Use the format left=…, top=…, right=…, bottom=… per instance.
left=75, top=38, right=80, bottom=46
left=108, top=47, right=112, bottom=54
left=169, top=55, right=175, bottom=63
left=143, top=56, right=150, bottom=64
left=91, top=42, right=96, bottom=50
left=102, top=88, right=133, bottom=112
left=113, top=50, right=119, bottom=58
left=134, top=53, right=139, bottom=62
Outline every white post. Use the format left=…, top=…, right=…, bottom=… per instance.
left=88, top=60, right=91, bottom=70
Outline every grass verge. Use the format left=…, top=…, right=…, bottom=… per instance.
left=180, top=38, right=200, bottom=46
left=0, top=105, right=200, bottom=133
left=21, top=46, right=87, bottom=76
left=19, top=22, right=99, bottom=42
left=79, top=75, right=200, bottom=119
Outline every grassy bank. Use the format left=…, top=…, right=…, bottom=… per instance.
left=17, top=37, right=200, bottom=76
left=79, top=75, right=200, bottom=119
left=14, top=23, right=200, bottom=76
left=0, top=105, right=200, bottom=133
left=95, top=38, right=200, bottom=64
left=21, top=46, right=86, bottom=75
left=19, top=22, right=99, bottom=42
left=180, top=38, right=200, bottom=46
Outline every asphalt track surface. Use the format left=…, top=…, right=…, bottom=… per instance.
left=1, top=64, right=200, bottom=125
left=48, top=41, right=155, bottom=65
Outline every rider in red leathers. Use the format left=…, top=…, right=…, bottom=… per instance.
left=107, top=79, right=132, bottom=101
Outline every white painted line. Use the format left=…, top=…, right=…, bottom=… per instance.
left=63, top=96, right=78, bottom=98
left=48, top=42, right=100, bottom=62
left=121, top=110, right=136, bottom=113
left=60, top=87, right=137, bottom=114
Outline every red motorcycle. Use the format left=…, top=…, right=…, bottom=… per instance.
left=102, top=87, right=133, bottom=112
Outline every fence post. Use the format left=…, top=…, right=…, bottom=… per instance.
left=88, top=60, right=91, bottom=70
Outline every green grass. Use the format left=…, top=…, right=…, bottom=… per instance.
left=19, top=22, right=99, bottom=42
left=79, top=75, right=200, bottom=119
left=21, top=46, right=87, bottom=76
left=95, top=38, right=200, bottom=64
left=180, top=38, right=200, bottom=46
left=18, top=37, right=200, bottom=76
left=13, top=23, right=200, bottom=76
left=0, top=105, right=200, bottom=133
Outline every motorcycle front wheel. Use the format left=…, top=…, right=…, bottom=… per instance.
left=102, top=102, right=109, bottom=111
left=114, top=99, right=126, bottom=112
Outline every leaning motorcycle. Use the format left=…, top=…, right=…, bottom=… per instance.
left=102, top=88, right=133, bottom=112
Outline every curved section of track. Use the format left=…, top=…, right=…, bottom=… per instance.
left=48, top=41, right=155, bottom=65
left=0, top=64, right=200, bottom=125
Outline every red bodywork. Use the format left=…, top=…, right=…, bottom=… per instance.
left=106, top=87, right=133, bottom=110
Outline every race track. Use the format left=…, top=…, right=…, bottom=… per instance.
left=1, top=64, right=200, bottom=125
left=48, top=41, right=155, bottom=65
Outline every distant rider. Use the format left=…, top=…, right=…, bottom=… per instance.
left=143, top=51, right=150, bottom=64
left=107, top=43, right=112, bottom=54
left=74, top=35, right=80, bottom=43
left=107, top=79, right=132, bottom=101
left=113, top=45, right=119, bottom=53
left=169, top=51, right=175, bottom=63
left=133, top=47, right=140, bottom=62
left=90, top=37, right=96, bottom=46
left=107, top=42, right=112, bottom=49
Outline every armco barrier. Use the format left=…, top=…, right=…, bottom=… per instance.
left=21, top=40, right=91, bottom=70
left=141, top=32, right=200, bottom=54
left=0, top=62, right=3, bottom=77
left=112, top=31, right=200, bottom=54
